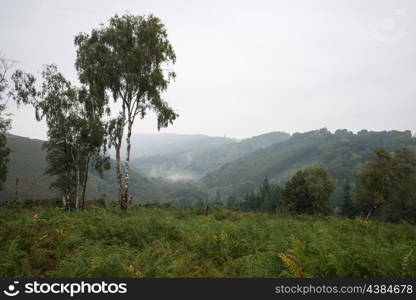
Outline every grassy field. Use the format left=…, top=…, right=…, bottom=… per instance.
left=0, top=205, right=415, bottom=278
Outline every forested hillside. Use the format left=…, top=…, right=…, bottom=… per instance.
left=201, top=129, right=416, bottom=205
left=132, top=132, right=289, bottom=181
left=4, top=129, right=416, bottom=208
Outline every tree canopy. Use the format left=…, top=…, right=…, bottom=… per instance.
left=354, top=147, right=416, bottom=219
left=74, top=13, right=178, bottom=209
left=280, top=166, right=335, bottom=215
left=11, top=64, right=109, bottom=209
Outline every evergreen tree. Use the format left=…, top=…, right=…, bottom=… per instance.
left=226, top=194, right=239, bottom=210
left=213, top=190, right=223, bottom=207
left=261, top=183, right=281, bottom=213
left=240, top=177, right=281, bottom=213
left=339, top=180, right=358, bottom=218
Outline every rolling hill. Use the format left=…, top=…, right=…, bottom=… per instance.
left=115, top=133, right=235, bottom=159
left=131, top=131, right=290, bottom=181
left=200, top=129, right=416, bottom=204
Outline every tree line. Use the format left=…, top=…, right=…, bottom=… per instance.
left=227, top=147, right=416, bottom=223
left=0, top=13, right=178, bottom=210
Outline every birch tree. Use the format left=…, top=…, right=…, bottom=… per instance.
left=74, top=14, right=178, bottom=209
left=354, top=147, right=416, bottom=219
left=11, top=64, right=109, bottom=209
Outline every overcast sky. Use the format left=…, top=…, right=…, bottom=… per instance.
left=1, top=0, right=415, bottom=140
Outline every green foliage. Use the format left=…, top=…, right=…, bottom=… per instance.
left=226, top=194, right=240, bottom=210
left=239, top=177, right=281, bottom=213
left=74, top=14, right=177, bottom=127
left=75, top=13, right=178, bottom=208
left=0, top=206, right=415, bottom=277
left=0, top=131, right=10, bottom=192
left=201, top=129, right=416, bottom=206
left=11, top=65, right=109, bottom=209
left=0, top=55, right=12, bottom=192
left=354, top=147, right=416, bottom=220
left=132, top=132, right=290, bottom=180
left=280, top=166, right=335, bottom=215
left=339, top=180, right=359, bottom=218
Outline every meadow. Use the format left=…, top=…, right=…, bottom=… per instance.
left=0, top=205, right=415, bottom=278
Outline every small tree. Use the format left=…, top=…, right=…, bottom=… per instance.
left=74, top=14, right=178, bottom=209
left=11, top=65, right=109, bottom=209
left=213, top=190, right=223, bottom=207
left=261, top=183, right=281, bottom=213
left=226, top=194, right=240, bottom=210
left=281, top=166, right=335, bottom=215
left=339, top=180, right=358, bottom=218
left=0, top=54, right=12, bottom=194
left=354, top=147, right=416, bottom=219
left=240, top=177, right=281, bottom=213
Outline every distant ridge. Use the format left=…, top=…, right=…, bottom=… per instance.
left=200, top=129, right=416, bottom=204
left=131, top=131, right=290, bottom=181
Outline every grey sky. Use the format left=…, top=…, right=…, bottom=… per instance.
left=1, top=0, right=415, bottom=139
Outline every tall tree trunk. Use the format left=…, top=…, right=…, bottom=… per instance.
left=63, top=190, right=70, bottom=211
left=81, top=157, right=89, bottom=210
left=115, top=104, right=126, bottom=209
left=123, top=120, right=133, bottom=207
left=75, top=167, right=81, bottom=210
left=366, top=205, right=377, bottom=220
left=115, top=143, right=125, bottom=209
left=63, top=140, right=70, bottom=211
left=62, top=194, right=66, bottom=210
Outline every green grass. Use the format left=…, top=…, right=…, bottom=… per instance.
left=0, top=206, right=415, bottom=278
